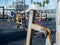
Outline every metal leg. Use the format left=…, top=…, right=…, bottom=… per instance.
left=26, top=9, right=52, bottom=45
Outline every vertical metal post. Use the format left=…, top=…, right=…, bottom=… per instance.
left=26, top=9, right=34, bottom=45
left=16, top=0, right=18, bottom=13
left=26, top=9, right=52, bottom=45
left=3, top=7, right=4, bottom=19
left=56, top=0, right=60, bottom=45
left=46, top=34, right=52, bottom=45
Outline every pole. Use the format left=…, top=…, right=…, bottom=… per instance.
left=26, top=10, right=34, bottom=45
left=3, top=7, right=4, bottom=19
left=56, top=0, right=60, bottom=45
left=26, top=9, right=52, bottom=45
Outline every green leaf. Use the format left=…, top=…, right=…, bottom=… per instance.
left=45, top=0, right=49, bottom=4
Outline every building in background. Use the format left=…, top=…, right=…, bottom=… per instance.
left=13, top=0, right=29, bottom=13
left=4, top=0, right=29, bottom=16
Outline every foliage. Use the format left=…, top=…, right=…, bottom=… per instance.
left=45, top=0, right=49, bottom=4
left=43, top=1, right=45, bottom=7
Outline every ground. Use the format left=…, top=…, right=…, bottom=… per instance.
left=0, top=18, right=56, bottom=45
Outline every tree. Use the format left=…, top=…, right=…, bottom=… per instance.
left=34, top=2, right=36, bottom=4
left=37, top=1, right=39, bottom=4
left=31, top=0, right=33, bottom=4
left=45, top=0, right=49, bottom=22
left=45, top=0, right=49, bottom=4
left=43, top=1, right=45, bottom=7
left=45, top=0, right=49, bottom=11
left=58, top=0, right=59, bottom=2
left=21, top=0, right=24, bottom=4
left=39, top=2, right=42, bottom=7
left=33, top=0, right=49, bottom=10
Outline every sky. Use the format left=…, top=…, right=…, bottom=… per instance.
left=0, top=0, right=57, bottom=9
left=25, top=0, right=57, bottom=9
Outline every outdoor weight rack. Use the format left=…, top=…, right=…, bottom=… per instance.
left=26, top=9, right=53, bottom=45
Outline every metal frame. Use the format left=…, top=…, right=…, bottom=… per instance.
left=26, top=9, right=52, bottom=45
left=0, top=6, right=4, bottom=19
left=56, top=0, right=60, bottom=45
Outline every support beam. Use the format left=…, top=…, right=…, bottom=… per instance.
left=26, top=9, right=34, bottom=45
left=56, top=0, right=60, bottom=45
left=3, top=7, right=4, bottom=19
left=26, top=9, right=52, bottom=45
